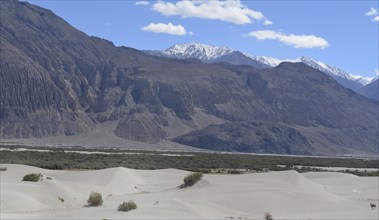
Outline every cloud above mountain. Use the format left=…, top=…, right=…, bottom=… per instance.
left=248, top=30, right=329, bottom=49
left=141, top=23, right=188, bottom=36
left=151, top=0, right=272, bottom=25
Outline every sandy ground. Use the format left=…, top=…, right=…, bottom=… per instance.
left=0, top=164, right=378, bottom=219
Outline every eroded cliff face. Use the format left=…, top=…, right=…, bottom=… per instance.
left=1, top=1, right=378, bottom=155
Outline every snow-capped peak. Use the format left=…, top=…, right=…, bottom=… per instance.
left=243, top=53, right=282, bottom=67
left=293, top=57, right=350, bottom=78
left=243, top=55, right=373, bottom=86
left=350, top=75, right=376, bottom=85
left=162, top=43, right=234, bottom=62
left=289, top=56, right=373, bottom=85
left=144, top=42, right=375, bottom=87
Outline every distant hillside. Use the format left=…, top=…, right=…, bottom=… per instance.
left=359, top=79, right=379, bottom=101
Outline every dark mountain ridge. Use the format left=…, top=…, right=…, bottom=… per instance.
left=1, top=0, right=378, bottom=156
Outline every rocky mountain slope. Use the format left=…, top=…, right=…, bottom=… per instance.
left=358, top=79, right=379, bottom=101
left=146, top=43, right=373, bottom=91
left=1, top=0, right=378, bottom=156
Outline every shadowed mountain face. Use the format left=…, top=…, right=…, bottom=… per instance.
left=1, top=1, right=378, bottom=155
left=359, top=79, right=379, bottom=101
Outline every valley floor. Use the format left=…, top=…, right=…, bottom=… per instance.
left=0, top=164, right=378, bottom=219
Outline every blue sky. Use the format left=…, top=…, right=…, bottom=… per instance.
left=30, top=0, right=379, bottom=78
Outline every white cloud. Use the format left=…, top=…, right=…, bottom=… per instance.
left=151, top=0, right=272, bottom=25
left=263, top=20, right=273, bottom=26
left=135, top=1, right=149, bottom=6
left=189, top=31, right=194, bottom=35
left=365, top=7, right=379, bottom=22
left=141, top=22, right=187, bottom=35
left=248, top=30, right=329, bottom=49
left=366, top=7, right=377, bottom=16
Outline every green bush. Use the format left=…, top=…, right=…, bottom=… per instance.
left=87, top=191, right=103, bottom=206
left=22, top=173, right=41, bottom=182
left=183, top=172, right=203, bottom=186
left=117, top=200, right=137, bottom=212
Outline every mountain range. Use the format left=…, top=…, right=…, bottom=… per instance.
left=145, top=43, right=375, bottom=92
left=1, top=0, right=378, bottom=156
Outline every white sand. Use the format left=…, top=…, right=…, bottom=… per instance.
left=1, top=164, right=378, bottom=219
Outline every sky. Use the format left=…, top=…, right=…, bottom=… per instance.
left=29, top=0, right=379, bottom=78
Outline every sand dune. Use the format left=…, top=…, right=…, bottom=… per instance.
left=1, top=164, right=377, bottom=219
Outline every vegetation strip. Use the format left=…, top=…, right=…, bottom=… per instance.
left=1, top=147, right=377, bottom=176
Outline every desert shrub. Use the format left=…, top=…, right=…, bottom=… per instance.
left=183, top=172, right=203, bottom=186
left=46, top=176, right=52, bottom=180
left=264, top=212, right=274, bottom=220
left=0, top=166, right=7, bottom=171
left=58, top=196, right=64, bottom=202
left=1, top=148, right=378, bottom=176
left=227, top=169, right=243, bottom=174
left=22, top=173, right=41, bottom=182
left=87, top=191, right=103, bottom=206
left=117, top=200, right=137, bottom=212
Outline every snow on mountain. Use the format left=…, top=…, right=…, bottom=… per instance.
left=292, top=56, right=352, bottom=79
left=288, top=57, right=373, bottom=87
left=144, top=43, right=374, bottom=89
left=247, top=55, right=372, bottom=87
left=371, top=75, right=379, bottom=82
left=154, top=43, right=234, bottom=62
left=144, top=43, right=270, bottom=69
left=350, top=75, right=375, bottom=86
left=243, top=53, right=282, bottom=67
